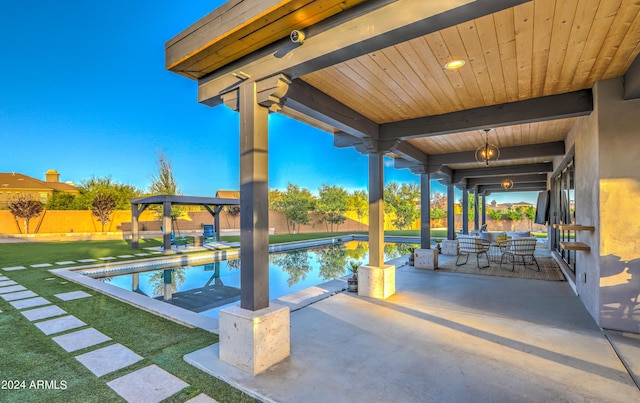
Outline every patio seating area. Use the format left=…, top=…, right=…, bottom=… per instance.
left=186, top=254, right=640, bottom=402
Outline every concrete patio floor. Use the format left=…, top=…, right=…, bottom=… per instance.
left=187, top=256, right=640, bottom=402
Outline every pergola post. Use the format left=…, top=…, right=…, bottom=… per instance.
left=474, top=191, right=480, bottom=230
left=162, top=201, right=172, bottom=253
left=481, top=194, right=487, bottom=226
left=131, top=203, right=140, bottom=250
left=214, top=205, right=223, bottom=241
left=218, top=75, right=291, bottom=375
left=447, top=183, right=455, bottom=240
left=420, top=173, right=431, bottom=248
left=462, top=189, right=469, bottom=235
left=359, top=152, right=395, bottom=299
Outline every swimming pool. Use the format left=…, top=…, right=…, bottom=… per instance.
left=87, top=240, right=417, bottom=318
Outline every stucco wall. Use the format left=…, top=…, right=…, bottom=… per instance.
left=572, top=103, right=600, bottom=323
left=595, top=78, right=640, bottom=332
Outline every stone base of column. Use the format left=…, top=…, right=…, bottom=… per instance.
left=358, top=265, right=395, bottom=299
left=219, top=304, right=290, bottom=375
left=414, top=248, right=438, bottom=270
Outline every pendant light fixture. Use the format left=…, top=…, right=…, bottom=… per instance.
left=501, top=177, right=514, bottom=190
left=475, top=129, right=500, bottom=166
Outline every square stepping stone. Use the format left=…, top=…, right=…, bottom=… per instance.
left=55, top=291, right=92, bottom=301
left=117, top=255, right=134, bottom=258
left=10, top=297, right=51, bottom=310
left=34, top=315, right=86, bottom=335
left=0, top=285, right=26, bottom=294
left=150, top=251, right=164, bottom=255
left=77, top=259, right=97, bottom=263
left=76, top=343, right=142, bottom=376
left=0, top=280, right=17, bottom=287
left=52, top=328, right=111, bottom=353
left=107, top=365, right=188, bottom=402
left=100, top=257, right=116, bottom=261
left=31, top=263, right=53, bottom=268
left=186, top=394, right=219, bottom=403
left=1, top=291, right=37, bottom=301
left=2, top=266, right=26, bottom=271
left=134, top=253, right=151, bottom=257
left=55, top=261, right=76, bottom=265
left=0, top=276, right=8, bottom=281
left=21, top=305, right=67, bottom=321
left=44, top=278, right=57, bottom=281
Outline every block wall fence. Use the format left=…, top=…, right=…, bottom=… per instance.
left=0, top=209, right=545, bottom=236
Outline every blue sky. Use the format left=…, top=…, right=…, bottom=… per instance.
left=0, top=0, right=535, bottom=205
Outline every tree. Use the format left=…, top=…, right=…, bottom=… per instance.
left=384, top=181, right=420, bottom=230
left=347, top=190, right=368, bottom=230
left=149, top=152, right=180, bottom=195
left=45, top=191, right=77, bottom=210
left=430, top=207, right=445, bottom=220
left=316, top=184, right=348, bottom=232
left=279, top=183, right=315, bottom=234
left=488, top=209, right=502, bottom=221
left=225, top=205, right=241, bottom=228
left=149, top=152, right=183, bottom=219
left=524, top=206, right=536, bottom=229
left=91, top=193, right=116, bottom=232
left=74, top=176, right=141, bottom=210
left=8, top=195, right=43, bottom=234
left=505, top=206, right=525, bottom=231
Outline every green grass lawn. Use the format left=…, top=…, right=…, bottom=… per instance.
left=0, top=260, right=257, bottom=402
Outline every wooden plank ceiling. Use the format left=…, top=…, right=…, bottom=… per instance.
left=300, top=0, right=640, bottom=156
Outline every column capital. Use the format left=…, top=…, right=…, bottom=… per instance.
left=221, top=74, right=291, bottom=112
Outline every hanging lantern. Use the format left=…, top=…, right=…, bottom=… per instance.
left=475, top=129, right=500, bottom=166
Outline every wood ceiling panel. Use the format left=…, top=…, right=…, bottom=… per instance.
left=543, top=0, right=580, bottom=95
left=494, top=8, right=519, bottom=102
left=301, top=0, right=640, bottom=127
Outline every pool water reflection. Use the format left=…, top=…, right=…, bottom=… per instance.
left=97, top=241, right=417, bottom=318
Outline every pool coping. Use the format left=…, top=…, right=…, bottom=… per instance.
left=51, top=235, right=419, bottom=333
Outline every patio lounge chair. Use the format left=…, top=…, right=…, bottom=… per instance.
left=499, top=237, right=539, bottom=271
left=456, top=237, right=490, bottom=268
left=170, top=232, right=189, bottom=248
left=161, top=226, right=189, bottom=248
left=203, top=224, right=216, bottom=243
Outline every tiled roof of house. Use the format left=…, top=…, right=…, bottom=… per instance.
left=0, top=172, right=79, bottom=193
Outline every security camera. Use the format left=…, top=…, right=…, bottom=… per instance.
left=290, top=30, right=305, bottom=44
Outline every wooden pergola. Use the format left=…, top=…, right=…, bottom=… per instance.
left=130, top=195, right=239, bottom=253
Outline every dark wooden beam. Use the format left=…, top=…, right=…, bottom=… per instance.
left=452, top=163, right=553, bottom=183
left=426, top=141, right=564, bottom=170
left=286, top=79, right=378, bottom=138
left=624, top=54, right=640, bottom=100
left=197, top=0, right=531, bottom=105
left=390, top=142, right=428, bottom=165
left=466, top=173, right=548, bottom=187
left=334, top=132, right=364, bottom=148
left=478, top=182, right=547, bottom=193
left=380, top=91, right=592, bottom=141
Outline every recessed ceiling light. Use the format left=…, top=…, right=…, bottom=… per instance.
left=444, top=59, right=466, bottom=70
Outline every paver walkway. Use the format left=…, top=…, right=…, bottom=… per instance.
left=0, top=277, right=218, bottom=402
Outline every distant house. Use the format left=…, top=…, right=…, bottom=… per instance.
left=215, top=190, right=239, bottom=199
left=489, top=201, right=534, bottom=211
left=0, top=170, right=79, bottom=207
